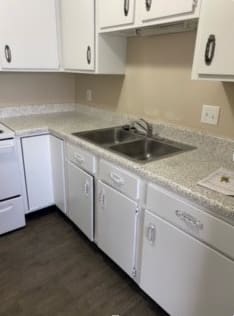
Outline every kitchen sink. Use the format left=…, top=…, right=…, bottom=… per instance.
left=72, top=125, right=195, bottom=163
left=73, top=126, right=140, bottom=146
left=109, top=138, right=189, bottom=162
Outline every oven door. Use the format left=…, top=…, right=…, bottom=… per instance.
left=0, top=139, right=21, bottom=200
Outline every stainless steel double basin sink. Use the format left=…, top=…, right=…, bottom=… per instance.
left=72, top=126, right=195, bottom=163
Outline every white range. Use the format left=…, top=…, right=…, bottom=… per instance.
left=0, top=122, right=25, bottom=234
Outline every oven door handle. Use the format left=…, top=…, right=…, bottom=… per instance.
left=0, top=144, right=14, bottom=149
left=0, top=205, right=13, bottom=214
left=0, top=140, right=15, bottom=150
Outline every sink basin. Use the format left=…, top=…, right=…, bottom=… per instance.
left=73, top=126, right=140, bottom=146
left=72, top=125, right=195, bottom=163
left=109, top=138, right=191, bottom=162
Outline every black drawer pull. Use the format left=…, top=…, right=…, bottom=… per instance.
left=145, top=0, right=152, bottom=11
left=205, top=34, right=216, bottom=66
left=124, top=0, right=130, bottom=16
left=4, top=45, right=12, bottom=63
left=87, top=46, right=91, bottom=65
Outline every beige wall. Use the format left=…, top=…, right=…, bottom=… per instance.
left=0, top=73, right=76, bottom=107
left=76, top=32, right=234, bottom=139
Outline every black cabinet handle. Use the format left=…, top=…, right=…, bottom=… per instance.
left=124, top=0, right=130, bottom=16
left=205, top=34, right=216, bottom=66
left=4, top=45, right=12, bottom=63
left=145, top=0, right=152, bottom=11
left=87, top=46, right=91, bottom=65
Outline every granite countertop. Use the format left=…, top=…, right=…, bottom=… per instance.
left=2, top=105, right=234, bottom=226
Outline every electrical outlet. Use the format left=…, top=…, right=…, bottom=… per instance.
left=201, top=105, right=220, bottom=125
left=86, top=89, right=92, bottom=102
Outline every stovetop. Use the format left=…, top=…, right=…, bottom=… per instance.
left=0, top=123, right=15, bottom=139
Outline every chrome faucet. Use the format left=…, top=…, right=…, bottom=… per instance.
left=131, top=118, right=153, bottom=137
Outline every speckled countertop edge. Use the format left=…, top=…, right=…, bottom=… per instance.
left=1, top=104, right=234, bottom=226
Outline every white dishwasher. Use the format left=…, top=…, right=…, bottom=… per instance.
left=65, top=143, right=96, bottom=241
left=96, top=160, right=141, bottom=278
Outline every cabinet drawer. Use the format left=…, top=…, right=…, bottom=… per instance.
left=0, top=197, right=25, bottom=235
left=66, top=143, right=96, bottom=175
left=99, top=160, right=140, bottom=200
left=146, top=183, right=234, bottom=259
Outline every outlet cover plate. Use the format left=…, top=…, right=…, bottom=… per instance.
left=86, top=89, right=92, bottom=102
left=201, top=105, right=220, bottom=125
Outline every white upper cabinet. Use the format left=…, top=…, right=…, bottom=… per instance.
left=99, top=0, right=135, bottom=30
left=192, top=0, right=234, bottom=81
left=0, top=0, right=59, bottom=70
left=61, top=0, right=95, bottom=71
left=98, top=0, right=201, bottom=33
left=140, top=0, right=199, bottom=25
left=61, top=0, right=126, bottom=74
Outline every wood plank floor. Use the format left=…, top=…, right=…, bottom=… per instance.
left=0, top=209, right=168, bottom=316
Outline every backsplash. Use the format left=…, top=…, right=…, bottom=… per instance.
left=0, top=73, right=76, bottom=107
left=76, top=32, right=234, bottom=140
left=0, top=103, right=77, bottom=119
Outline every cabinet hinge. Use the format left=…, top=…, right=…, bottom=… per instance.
left=132, top=267, right=137, bottom=278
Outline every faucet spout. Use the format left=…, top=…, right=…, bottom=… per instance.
left=131, top=118, right=153, bottom=137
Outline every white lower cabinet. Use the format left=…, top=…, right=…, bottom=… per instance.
left=66, top=160, right=94, bottom=241
left=50, top=135, right=66, bottom=214
left=140, top=210, right=234, bottom=316
left=22, top=135, right=54, bottom=213
left=22, top=134, right=66, bottom=214
left=96, top=180, right=138, bottom=277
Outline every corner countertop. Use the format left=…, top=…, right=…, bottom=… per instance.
left=2, top=105, right=234, bottom=226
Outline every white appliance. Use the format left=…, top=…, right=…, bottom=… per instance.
left=0, top=123, right=25, bottom=235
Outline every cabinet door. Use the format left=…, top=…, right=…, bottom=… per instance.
left=99, top=0, right=135, bottom=29
left=195, top=0, right=234, bottom=76
left=141, top=0, right=195, bottom=23
left=96, top=181, right=137, bottom=277
left=22, top=135, right=54, bottom=213
left=67, top=161, right=94, bottom=240
left=0, top=0, right=59, bottom=70
left=140, top=210, right=234, bottom=316
left=61, top=0, right=95, bottom=71
left=50, top=136, right=66, bottom=214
